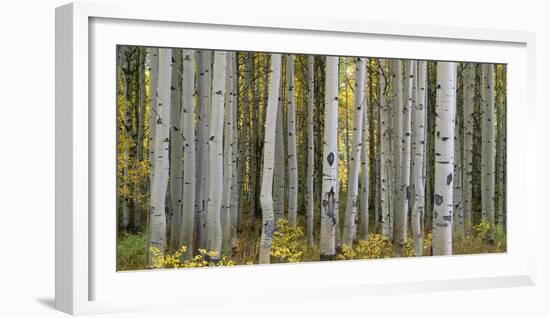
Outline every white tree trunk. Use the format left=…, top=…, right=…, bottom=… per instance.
left=306, top=55, right=315, bottom=246
left=147, top=48, right=172, bottom=264
left=481, top=64, right=496, bottom=241
left=169, top=49, right=183, bottom=252
left=273, top=81, right=286, bottom=222
left=432, top=61, right=456, bottom=256
left=148, top=48, right=159, bottom=179
left=222, top=52, right=235, bottom=254
left=320, top=57, right=339, bottom=260
left=411, top=61, right=427, bottom=256
left=286, top=55, right=298, bottom=228
left=359, top=70, right=370, bottom=241
left=390, top=59, right=403, bottom=241
left=194, top=50, right=212, bottom=250
left=395, top=60, right=414, bottom=254
left=379, top=59, right=391, bottom=240
left=462, top=63, right=475, bottom=236
left=206, top=51, right=227, bottom=260
left=343, top=57, right=366, bottom=246
left=259, top=54, right=282, bottom=264
left=181, top=49, right=196, bottom=259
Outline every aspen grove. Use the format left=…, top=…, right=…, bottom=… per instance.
left=116, top=46, right=507, bottom=270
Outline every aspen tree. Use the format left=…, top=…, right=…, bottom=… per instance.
left=432, top=62, right=456, bottom=256
left=320, top=56, right=339, bottom=260
left=462, top=63, right=475, bottom=235
left=169, top=49, right=183, bottom=252
left=343, top=57, right=366, bottom=246
left=411, top=61, right=427, bottom=256
left=481, top=64, right=496, bottom=242
left=195, top=50, right=212, bottom=250
left=180, top=49, right=196, bottom=259
left=259, top=54, right=282, bottom=264
left=206, top=51, right=227, bottom=260
left=286, top=54, right=298, bottom=227
left=379, top=59, right=392, bottom=240
left=147, top=48, right=172, bottom=264
left=395, top=60, right=414, bottom=254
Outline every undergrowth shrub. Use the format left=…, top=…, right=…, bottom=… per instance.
left=150, top=246, right=235, bottom=269
left=117, top=232, right=147, bottom=271
left=270, top=218, right=306, bottom=263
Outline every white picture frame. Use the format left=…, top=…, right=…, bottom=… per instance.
left=55, top=1, right=537, bottom=315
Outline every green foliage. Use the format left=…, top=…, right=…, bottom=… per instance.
left=117, top=232, right=147, bottom=271
left=270, top=218, right=307, bottom=263
left=454, top=219, right=506, bottom=254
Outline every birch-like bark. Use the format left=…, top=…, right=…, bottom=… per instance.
left=379, top=59, right=391, bottom=240
left=273, top=77, right=286, bottom=222
left=462, top=63, right=475, bottom=236
left=147, top=48, right=172, bottom=264
left=194, top=50, right=212, bottom=250
left=432, top=61, right=456, bottom=256
left=229, top=53, right=239, bottom=250
left=390, top=59, right=403, bottom=241
left=221, top=52, right=235, bottom=254
left=359, top=80, right=369, bottom=241
left=395, top=60, right=414, bottom=254
left=453, top=72, right=464, bottom=241
left=411, top=61, right=427, bottom=256
left=181, top=49, right=196, bottom=259
left=320, top=57, right=339, bottom=260
left=343, top=57, right=366, bottom=246
left=286, top=55, right=298, bottom=227
left=148, top=48, right=159, bottom=176
left=259, top=54, right=282, bottom=264
left=206, top=51, right=227, bottom=260
left=481, top=64, right=496, bottom=241
left=169, top=49, right=183, bottom=252
left=306, top=55, right=315, bottom=246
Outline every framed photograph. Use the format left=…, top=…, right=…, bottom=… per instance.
left=55, top=1, right=536, bottom=315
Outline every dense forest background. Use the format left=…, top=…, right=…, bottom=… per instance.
left=116, top=46, right=507, bottom=271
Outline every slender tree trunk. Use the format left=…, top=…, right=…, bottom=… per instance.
left=411, top=61, right=427, bottom=256
left=147, top=48, right=172, bottom=264
left=180, top=49, right=196, bottom=259
left=222, top=52, right=235, bottom=254
left=462, top=63, right=475, bottom=236
left=286, top=54, right=298, bottom=227
left=481, top=64, right=496, bottom=242
left=229, top=53, right=239, bottom=251
left=273, top=75, right=286, bottom=222
left=395, top=60, right=414, bottom=254
left=259, top=54, right=282, bottom=264
left=320, top=56, right=339, bottom=260
left=432, top=61, right=456, bottom=256
left=379, top=59, right=391, bottom=240
left=306, top=55, right=315, bottom=246
left=453, top=67, right=464, bottom=241
left=194, top=50, right=212, bottom=250
left=169, top=49, right=183, bottom=252
left=343, top=57, right=366, bottom=246
left=390, top=60, right=403, bottom=241
left=206, top=51, right=227, bottom=260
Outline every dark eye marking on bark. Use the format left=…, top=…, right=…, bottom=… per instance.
left=447, top=172, right=453, bottom=185
left=435, top=194, right=444, bottom=206
left=442, top=137, right=449, bottom=141
left=442, top=215, right=452, bottom=222
left=437, top=84, right=441, bottom=89
left=327, top=152, right=335, bottom=166
left=215, top=90, right=223, bottom=95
